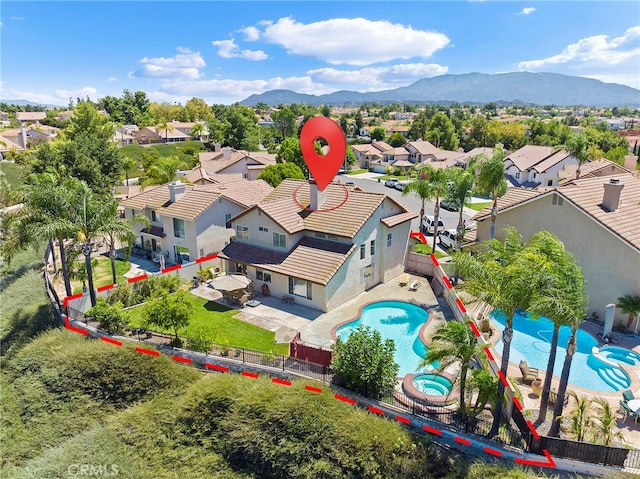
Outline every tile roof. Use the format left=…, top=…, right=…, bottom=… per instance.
left=558, top=158, right=629, bottom=184
left=247, top=179, right=413, bottom=238
left=472, top=188, right=541, bottom=221
left=407, top=140, right=439, bottom=155
left=505, top=145, right=571, bottom=172
left=0, top=134, right=24, bottom=151
left=371, top=140, right=392, bottom=152
left=381, top=211, right=418, bottom=227
left=220, top=236, right=356, bottom=285
left=16, top=112, right=46, bottom=121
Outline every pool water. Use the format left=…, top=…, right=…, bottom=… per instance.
left=336, top=301, right=430, bottom=377
left=492, top=311, right=632, bottom=392
left=413, top=373, right=453, bottom=396
left=599, top=346, right=640, bottom=366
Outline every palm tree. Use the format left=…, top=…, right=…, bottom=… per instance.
left=591, top=397, right=625, bottom=446
left=121, top=156, right=138, bottom=187
left=563, top=391, right=592, bottom=442
left=446, top=168, right=474, bottom=249
left=564, top=133, right=589, bottom=179
left=141, top=156, right=186, bottom=186
left=475, top=147, right=507, bottom=240
left=402, top=166, right=432, bottom=235
left=420, top=320, right=485, bottom=421
left=156, top=119, right=174, bottom=143
left=465, top=367, right=499, bottom=419
left=190, top=122, right=205, bottom=142
left=616, top=294, right=640, bottom=332
left=454, top=227, right=548, bottom=436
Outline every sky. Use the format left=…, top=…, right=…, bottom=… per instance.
left=1, top=1, right=639, bottom=106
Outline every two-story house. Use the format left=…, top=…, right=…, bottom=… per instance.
left=472, top=167, right=640, bottom=326
left=199, top=146, right=276, bottom=180
left=504, top=145, right=577, bottom=188
left=119, top=179, right=273, bottom=264
left=220, top=179, right=418, bottom=312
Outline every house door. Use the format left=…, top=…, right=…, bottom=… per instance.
left=151, top=239, right=157, bottom=252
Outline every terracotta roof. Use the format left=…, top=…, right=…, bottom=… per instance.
left=382, top=147, right=410, bottom=156
left=452, top=147, right=494, bottom=165
left=183, top=166, right=215, bottom=184
left=532, top=149, right=572, bottom=173
left=193, top=180, right=273, bottom=208
left=0, top=134, right=24, bottom=151
left=16, top=112, right=46, bottom=121
left=505, top=145, right=571, bottom=172
left=371, top=140, right=392, bottom=152
left=407, top=140, right=439, bottom=155
left=558, top=158, right=629, bottom=184
left=381, top=211, right=418, bottom=227
left=473, top=188, right=541, bottom=221
left=221, top=236, right=356, bottom=285
left=392, top=159, right=413, bottom=168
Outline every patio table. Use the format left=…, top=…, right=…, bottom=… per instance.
left=628, top=399, right=640, bottom=414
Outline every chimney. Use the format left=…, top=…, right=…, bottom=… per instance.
left=624, top=155, right=638, bottom=171
left=213, top=142, right=221, bottom=152
left=168, top=180, right=186, bottom=203
left=602, top=178, right=624, bottom=212
left=309, top=180, right=326, bottom=211
left=19, top=122, right=27, bottom=148
left=222, top=146, right=232, bottom=160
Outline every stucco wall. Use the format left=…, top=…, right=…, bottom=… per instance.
left=476, top=193, right=640, bottom=325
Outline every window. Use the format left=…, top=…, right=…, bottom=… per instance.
left=289, top=277, right=312, bottom=299
left=515, top=172, right=521, bottom=179
left=256, top=269, right=271, bottom=283
left=533, top=172, right=537, bottom=179
left=547, top=180, right=553, bottom=187
left=259, top=226, right=269, bottom=232
left=273, top=233, right=286, bottom=248
left=370, top=239, right=376, bottom=256
left=151, top=210, right=157, bottom=222
left=315, top=232, right=326, bottom=239
left=360, top=244, right=366, bottom=260
left=552, top=195, right=564, bottom=206
left=173, top=218, right=185, bottom=238
left=225, top=213, right=232, bottom=229
left=236, top=225, right=248, bottom=240
left=327, top=233, right=338, bottom=240
left=387, top=233, right=392, bottom=247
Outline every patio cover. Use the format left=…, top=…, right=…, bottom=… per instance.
left=209, top=274, right=252, bottom=292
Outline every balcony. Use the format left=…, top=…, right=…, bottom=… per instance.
left=141, top=225, right=166, bottom=238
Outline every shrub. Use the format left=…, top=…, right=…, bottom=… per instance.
left=87, top=299, right=129, bottom=334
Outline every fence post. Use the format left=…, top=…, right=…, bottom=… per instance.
left=242, top=348, right=245, bottom=363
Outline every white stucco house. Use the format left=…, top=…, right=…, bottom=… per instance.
left=220, top=179, right=418, bottom=312
left=503, top=145, right=578, bottom=188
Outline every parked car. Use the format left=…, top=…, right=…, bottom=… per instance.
left=394, top=181, right=408, bottom=191
left=439, top=198, right=459, bottom=211
left=385, top=178, right=400, bottom=188
left=438, top=229, right=459, bottom=250
left=422, top=215, right=445, bottom=235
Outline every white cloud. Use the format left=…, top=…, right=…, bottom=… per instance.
left=107, top=76, right=118, bottom=82
left=55, top=87, right=99, bottom=100
left=10, top=16, right=24, bottom=21
left=241, top=26, right=261, bottom=41
left=308, top=63, right=448, bottom=90
left=258, top=17, right=449, bottom=65
left=518, top=26, right=640, bottom=89
left=518, top=7, right=536, bottom=16
left=129, top=47, right=206, bottom=80
left=0, top=83, right=98, bottom=105
left=211, top=39, right=268, bottom=61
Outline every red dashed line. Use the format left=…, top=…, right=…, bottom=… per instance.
left=172, top=355, right=192, bottom=364
left=455, top=298, right=466, bottom=313
left=97, top=284, right=114, bottom=292
left=442, top=276, right=453, bottom=289
left=543, top=449, right=556, bottom=467
left=334, top=394, right=356, bottom=405
left=430, top=254, right=440, bottom=267
left=396, top=416, right=411, bottom=424
left=368, top=406, right=384, bottom=415
left=162, top=264, right=182, bottom=273
left=196, top=253, right=218, bottom=264
left=527, top=421, right=541, bottom=440
left=484, top=447, right=503, bottom=457
left=135, top=347, right=159, bottom=356
left=305, top=385, right=322, bottom=393
left=483, top=347, right=494, bottom=361
left=497, top=371, right=510, bottom=388
left=272, top=378, right=291, bottom=386
left=513, top=397, right=524, bottom=411
left=515, top=450, right=556, bottom=468
left=63, top=293, right=83, bottom=308
left=422, top=425, right=442, bottom=436
left=100, top=336, right=122, bottom=346
left=64, top=316, right=88, bottom=335
left=127, top=274, right=148, bottom=283
left=454, top=436, right=471, bottom=446
left=205, top=363, right=228, bottom=373
left=468, top=321, right=480, bottom=337
left=241, top=371, right=258, bottom=379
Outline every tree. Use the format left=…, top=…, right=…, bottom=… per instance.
left=345, top=145, right=357, bottom=168
left=474, top=147, right=507, bottom=240
left=121, top=156, right=138, bottom=187
left=420, top=320, right=484, bottom=420
left=275, top=137, right=307, bottom=176
left=563, top=392, right=592, bottom=442
left=617, top=294, right=640, bottom=332
left=271, top=106, right=296, bottom=139
left=190, top=122, right=205, bottom=142
left=388, top=133, right=406, bottom=147
left=142, top=291, right=193, bottom=345
left=564, top=133, right=589, bottom=179
left=591, top=397, right=625, bottom=445
left=422, top=166, right=449, bottom=254
left=446, top=168, right=474, bottom=249
left=426, top=112, right=459, bottom=151
left=370, top=127, right=386, bottom=142
left=321, top=105, right=331, bottom=117
left=184, top=97, right=212, bottom=122
left=454, top=227, right=549, bottom=436
left=331, top=325, right=399, bottom=399
left=156, top=119, right=174, bottom=143
left=465, top=367, right=499, bottom=419
left=140, top=156, right=186, bottom=186
left=64, top=102, right=114, bottom=142
left=258, top=163, right=305, bottom=187
left=402, top=166, right=432, bottom=234
left=87, top=299, right=129, bottom=334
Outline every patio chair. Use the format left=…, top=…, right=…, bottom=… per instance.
left=399, top=273, right=410, bottom=287
left=519, top=360, right=540, bottom=385
left=620, top=400, right=639, bottom=423
left=408, top=280, right=421, bottom=291
left=622, top=389, right=635, bottom=402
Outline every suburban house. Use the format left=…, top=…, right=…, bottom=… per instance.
left=179, top=165, right=244, bottom=185
left=503, top=145, right=577, bottom=188
left=0, top=134, right=25, bottom=158
left=198, top=146, right=276, bottom=180
left=16, top=112, right=46, bottom=123
left=472, top=168, right=640, bottom=326
left=351, top=140, right=391, bottom=170
left=119, top=179, right=273, bottom=264
left=134, top=121, right=208, bottom=144
left=220, top=179, right=418, bottom=312
left=452, top=147, right=496, bottom=169
left=0, top=111, right=9, bottom=125
left=113, top=126, right=137, bottom=146
left=56, top=110, right=74, bottom=122
left=405, top=140, right=442, bottom=163
left=1, top=125, right=59, bottom=149
left=558, top=156, right=637, bottom=185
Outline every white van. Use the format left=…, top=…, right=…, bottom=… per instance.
left=422, top=215, right=445, bottom=235
left=438, top=229, right=459, bottom=250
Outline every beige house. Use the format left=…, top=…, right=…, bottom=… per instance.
left=504, top=145, right=577, bottom=188
left=199, top=147, right=276, bottom=180
left=220, top=179, right=418, bottom=312
left=473, top=171, right=640, bottom=326
left=16, top=112, right=46, bottom=122
left=119, top=179, right=273, bottom=264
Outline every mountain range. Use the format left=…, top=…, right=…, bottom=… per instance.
left=240, top=72, right=640, bottom=108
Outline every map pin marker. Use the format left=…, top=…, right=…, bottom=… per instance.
left=300, top=116, right=346, bottom=192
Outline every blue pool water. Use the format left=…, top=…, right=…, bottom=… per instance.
left=336, top=301, right=430, bottom=377
left=492, top=312, right=632, bottom=392
left=599, top=346, right=640, bottom=366
left=413, top=373, right=453, bottom=396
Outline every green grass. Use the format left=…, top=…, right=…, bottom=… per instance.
left=468, top=201, right=492, bottom=211
left=69, top=257, right=131, bottom=294
left=127, top=294, right=289, bottom=355
left=0, top=162, right=28, bottom=187
left=346, top=168, right=367, bottom=175
left=414, top=243, right=447, bottom=259
left=120, top=141, right=206, bottom=174
left=379, top=174, right=411, bottom=180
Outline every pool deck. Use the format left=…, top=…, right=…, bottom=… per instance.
left=190, top=273, right=640, bottom=448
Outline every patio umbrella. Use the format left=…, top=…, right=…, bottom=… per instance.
left=209, top=274, right=252, bottom=292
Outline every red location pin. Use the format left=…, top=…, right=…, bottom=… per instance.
left=300, top=116, right=346, bottom=192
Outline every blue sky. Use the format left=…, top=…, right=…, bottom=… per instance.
left=1, top=1, right=639, bottom=106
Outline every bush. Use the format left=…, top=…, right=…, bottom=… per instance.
left=87, top=299, right=129, bottom=334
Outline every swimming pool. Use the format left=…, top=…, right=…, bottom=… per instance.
left=599, top=346, right=640, bottom=366
left=492, top=311, right=632, bottom=392
left=412, top=373, right=453, bottom=396
left=335, top=301, right=430, bottom=377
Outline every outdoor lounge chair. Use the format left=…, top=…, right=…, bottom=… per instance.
left=622, top=389, right=635, bottom=402
left=399, top=273, right=410, bottom=286
left=519, top=360, right=540, bottom=385
left=620, top=400, right=640, bottom=423
left=408, top=280, right=421, bottom=291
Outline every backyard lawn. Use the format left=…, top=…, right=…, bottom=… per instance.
left=468, top=201, right=492, bottom=211
left=70, top=256, right=131, bottom=293
left=127, top=294, right=289, bottom=355
left=414, top=244, right=447, bottom=259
